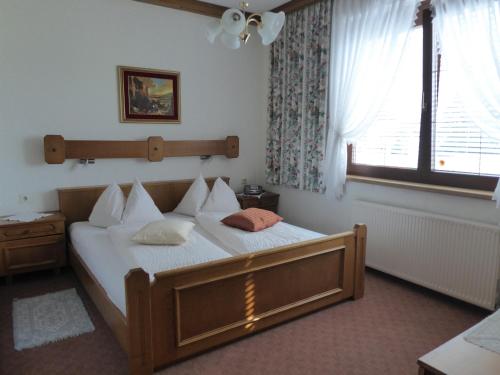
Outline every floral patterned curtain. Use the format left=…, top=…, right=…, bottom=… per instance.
left=266, top=0, right=332, bottom=193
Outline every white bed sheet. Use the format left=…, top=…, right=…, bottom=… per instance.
left=70, top=213, right=233, bottom=315
left=195, top=212, right=325, bottom=254
left=70, top=212, right=325, bottom=316
left=107, top=214, right=232, bottom=282
left=70, top=222, right=130, bottom=314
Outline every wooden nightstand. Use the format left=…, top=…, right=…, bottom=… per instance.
left=0, top=213, right=66, bottom=283
left=236, top=192, right=280, bottom=213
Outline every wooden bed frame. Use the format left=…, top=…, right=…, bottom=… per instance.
left=58, top=177, right=367, bottom=375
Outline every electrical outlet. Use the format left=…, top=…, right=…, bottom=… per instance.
left=241, top=178, right=248, bottom=186
left=18, top=194, right=29, bottom=204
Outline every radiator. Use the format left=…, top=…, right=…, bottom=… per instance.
left=353, top=200, right=500, bottom=310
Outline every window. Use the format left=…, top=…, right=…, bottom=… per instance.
left=348, top=8, right=500, bottom=191
left=351, top=26, right=422, bottom=171
left=432, top=41, right=500, bottom=177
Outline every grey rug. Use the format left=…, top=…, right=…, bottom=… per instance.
left=13, top=288, right=94, bottom=351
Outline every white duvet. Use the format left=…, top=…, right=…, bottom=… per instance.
left=107, top=214, right=231, bottom=281
left=195, top=212, right=325, bottom=254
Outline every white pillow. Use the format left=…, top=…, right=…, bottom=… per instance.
left=132, top=218, right=195, bottom=245
left=202, top=177, right=240, bottom=213
left=122, top=179, right=164, bottom=224
left=89, top=183, right=125, bottom=228
left=173, top=174, right=210, bottom=217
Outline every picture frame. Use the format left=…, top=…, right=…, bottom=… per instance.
left=118, top=66, right=180, bottom=124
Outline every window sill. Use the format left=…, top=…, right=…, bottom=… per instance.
left=347, top=175, right=494, bottom=201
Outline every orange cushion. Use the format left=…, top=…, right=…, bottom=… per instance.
left=221, top=208, right=283, bottom=232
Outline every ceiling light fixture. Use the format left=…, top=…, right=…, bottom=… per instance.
left=206, top=2, right=285, bottom=49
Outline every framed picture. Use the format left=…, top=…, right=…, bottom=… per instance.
left=118, top=66, right=180, bottom=123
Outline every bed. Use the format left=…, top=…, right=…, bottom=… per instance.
left=58, top=177, right=367, bottom=375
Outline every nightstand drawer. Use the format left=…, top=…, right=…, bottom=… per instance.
left=237, top=192, right=280, bottom=213
left=261, top=196, right=279, bottom=207
left=240, top=198, right=259, bottom=209
left=2, top=234, right=66, bottom=275
left=0, top=221, right=64, bottom=241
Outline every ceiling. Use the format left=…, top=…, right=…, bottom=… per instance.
left=203, top=0, right=290, bottom=12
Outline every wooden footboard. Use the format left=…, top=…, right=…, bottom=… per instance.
left=126, top=224, right=367, bottom=374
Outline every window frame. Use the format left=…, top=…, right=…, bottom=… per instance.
left=347, top=8, right=499, bottom=192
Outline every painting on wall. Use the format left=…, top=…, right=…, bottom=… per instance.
left=118, top=66, right=180, bottom=123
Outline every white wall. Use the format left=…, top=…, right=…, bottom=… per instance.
left=0, top=0, right=268, bottom=215
left=264, top=181, right=500, bottom=234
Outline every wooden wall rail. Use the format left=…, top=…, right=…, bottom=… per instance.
left=43, top=135, right=239, bottom=164
left=133, top=0, right=227, bottom=18
left=272, top=0, right=322, bottom=13
left=132, top=0, right=321, bottom=18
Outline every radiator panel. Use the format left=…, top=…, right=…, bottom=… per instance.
left=353, top=201, right=500, bottom=310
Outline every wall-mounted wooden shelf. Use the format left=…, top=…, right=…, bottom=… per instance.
left=43, top=135, right=239, bottom=164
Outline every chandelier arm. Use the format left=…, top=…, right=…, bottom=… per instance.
left=239, top=13, right=261, bottom=44
left=246, top=13, right=262, bottom=27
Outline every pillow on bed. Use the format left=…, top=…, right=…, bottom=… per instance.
left=221, top=208, right=283, bottom=232
left=122, top=179, right=164, bottom=224
left=202, top=177, right=240, bottom=213
left=89, top=182, right=125, bottom=228
left=132, top=218, right=195, bottom=245
left=173, top=174, right=209, bottom=217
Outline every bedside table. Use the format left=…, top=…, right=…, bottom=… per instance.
left=236, top=192, right=280, bottom=213
left=0, top=213, right=66, bottom=283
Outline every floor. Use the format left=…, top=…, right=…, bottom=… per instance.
left=0, top=269, right=487, bottom=375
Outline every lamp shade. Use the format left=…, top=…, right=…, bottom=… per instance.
left=206, top=20, right=223, bottom=44
left=257, top=11, right=285, bottom=45
left=220, top=32, right=241, bottom=49
left=221, top=8, right=246, bottom=36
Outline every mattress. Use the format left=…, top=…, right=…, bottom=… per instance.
left=195, top=212, right=325, bottom=254
left=70, top=221, right=130, bottom=314
left=69, top=213, right=233, bottom=315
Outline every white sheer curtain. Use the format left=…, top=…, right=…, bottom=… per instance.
left=433, top=0, right=500, bottom=206
left=324, top=0, right=419, bottom=198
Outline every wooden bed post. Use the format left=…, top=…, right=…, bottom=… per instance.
left=353, top=224, right=367, bottom=300
left=126, top=269, right=153, bottom=375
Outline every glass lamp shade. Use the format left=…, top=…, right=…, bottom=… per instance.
left=206, top=20, right=223, bottom=44
left=221, top=8, right=246, bottom=36
left=257, top=11, right=285, bottom=45
left=220, top=32, right=241, bottom=49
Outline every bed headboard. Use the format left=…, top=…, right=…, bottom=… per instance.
left=58, top=177, right=229, bottom=226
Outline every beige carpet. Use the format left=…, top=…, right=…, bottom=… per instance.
left=1, top=269, right=487, bottom=375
